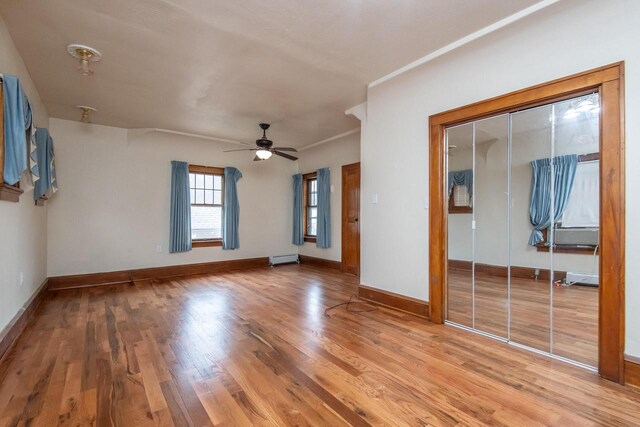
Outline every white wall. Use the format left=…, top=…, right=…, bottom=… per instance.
left=0, top=15, right=49, bottom=334
left=47, top=119, right=298, bottom=276
left=360, top=0, right=640, bottom=356
left=297, top=132, right=360, bottom=261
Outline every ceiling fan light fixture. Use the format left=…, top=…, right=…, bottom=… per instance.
left=256, top=149, right=272, bottom=160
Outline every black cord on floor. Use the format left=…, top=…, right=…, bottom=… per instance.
left=324, top=293, right=378, bottom=317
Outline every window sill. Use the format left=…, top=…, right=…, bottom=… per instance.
left=304, top=236, right=317, bottom=243
left=0, top=183, right=24, bottom=203
left=535, top=244, right=599, bottom=255
left=192, top=239, right=223, bottom=248
left=449, top=206, right=472, bottom=214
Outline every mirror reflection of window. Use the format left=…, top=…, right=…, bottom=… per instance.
left=453, top=185, right=470, bottom=207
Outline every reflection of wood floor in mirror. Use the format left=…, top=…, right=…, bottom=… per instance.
left=447, top=268, right=598, bottom=367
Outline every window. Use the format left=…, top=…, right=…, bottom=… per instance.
left=448, top=185, right=472, bottom=213
left=189, top=165, right=224, bottom=247
left=303, top=172, right=317, bottom=242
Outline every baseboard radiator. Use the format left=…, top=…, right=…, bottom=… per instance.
left=269, top=254, right=299, bottom=266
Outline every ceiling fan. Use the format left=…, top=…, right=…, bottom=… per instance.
left=224, top=123, right=298, bottom=161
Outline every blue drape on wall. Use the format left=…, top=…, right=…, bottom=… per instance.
left=448, top=169, right=473, bottom=198
left=169, top=161, right=192, bottom=253
left=223, top=167, right=242, bottom=250
left=528, top=154, right=578, bottom=245
left=316, top=167, right=331, bottom=248
left=33, top=128, right=58, bottom=200
left=2, top=75, right=32, bottom=185
left=292, top=174, right=304, bottom=245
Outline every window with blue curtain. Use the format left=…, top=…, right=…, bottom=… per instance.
left=33, top=128, right=58, bottom=200
left=1, top=74, right=32, bottom=185
left=292, top=174, right=304, bottom=245
left=316, top=167, right=331, bottom=248
left=169, top=161, right=192, bottom=253
left=222, top=167, right=242, bottom=249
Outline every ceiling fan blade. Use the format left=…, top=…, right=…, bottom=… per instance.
left=253, top=155, right=265, bottom=162
left=272, top=147, right=297, bottom=152
left=273, top=151, right=298, bottom=161
left=224, top=148, right=257, bottom=152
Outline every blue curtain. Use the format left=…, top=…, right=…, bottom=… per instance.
left=316, top=167, right=331, bottom=248
left=33, top=128, right=58, bottom=200
left=292, top=174, right=304, bottom=245
left=169, top=161, right=192, bottom=253
left=2, top=75, right=32, bottom=185
left=223, top=167, right=242, bottom=249
left=448, top=169, right=473, bottom=198
left=528, top=154, right=578, bottom=245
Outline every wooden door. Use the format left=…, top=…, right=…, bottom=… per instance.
left=342, top=162, right=360, bottom=275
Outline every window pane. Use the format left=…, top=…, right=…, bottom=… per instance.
left=310, top=192, right=317, bottom=206
left=191, top=206, right=223, bottom=240
left=204, top=174, right=214, bottom=190
left=195, top=189, right=205, bottom=204
left=204, top=189, right=213, bottom=204
left=308, top=218, right=317, bottom=236
left=311, top=179, right=317, bottom=192
left=214, top=190, right=222, bottom=205
left=214, top=175, right=222, bottom=190
left=196, top=174, right=205, bottom=188
left=453, top=185, right=470, bottom=207
left=190, top=189, right=195, bottom=202
left=189, top=173, right=195, bottom=188
left=307, top=207, right=317, bottom=236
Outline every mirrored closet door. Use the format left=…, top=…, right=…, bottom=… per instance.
left=445, top=93, right=601, bottom=369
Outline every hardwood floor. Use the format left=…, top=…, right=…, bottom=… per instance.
left=447, top=268, right=599, bottom=367
left=0, top=265, right=638, bottom=426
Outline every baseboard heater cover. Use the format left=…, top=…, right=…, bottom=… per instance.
left=566, top=272, right=599, bottom=286
left=269, top=254, right=299, bottom=266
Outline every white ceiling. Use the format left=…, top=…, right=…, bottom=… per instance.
left=0, top=0, right=541, bottom=147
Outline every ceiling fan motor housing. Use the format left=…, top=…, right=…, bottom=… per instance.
left=256, top=123, right=273, bottom=149
left=256, top=137, right=273, bottom=149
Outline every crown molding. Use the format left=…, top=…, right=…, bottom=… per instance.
left=298, top=128, right=360, bottom=152
left=368, top=0, right=561, bottom=89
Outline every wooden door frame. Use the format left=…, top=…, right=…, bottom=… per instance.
left=428, top=63, right=625, bottom=383
left=341, top=162, right=361, bottom=276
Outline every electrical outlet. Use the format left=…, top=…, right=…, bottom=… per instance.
left=155, top=245, right=162, bottom=253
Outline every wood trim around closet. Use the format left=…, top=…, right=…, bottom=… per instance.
left=428, top=62, right=625, bottom=383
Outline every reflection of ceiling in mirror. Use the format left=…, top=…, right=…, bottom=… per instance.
left=445, top=93, right=599, bottom=155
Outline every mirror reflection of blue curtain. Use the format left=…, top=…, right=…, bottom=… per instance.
left=292, top=174, right=304, bottom=245
left=528, top=154, right=578, bottom=245
left=169, top=161, right=192, bottom=253
left=316, top=167, right=331, bottom=248
left=223, top=167, right=243, bottom=250
left=448, top=169, right=473, bottom=198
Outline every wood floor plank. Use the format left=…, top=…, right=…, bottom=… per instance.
left=0, top=265, right=639, bottom=426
